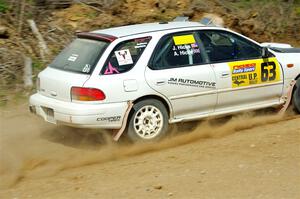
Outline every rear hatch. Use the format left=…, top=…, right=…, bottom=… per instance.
left=38, top=36, right=111, bottom=102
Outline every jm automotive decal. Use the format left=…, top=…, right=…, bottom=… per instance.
left=229, top=58, right=281, bottom=88
left=168, top=78, right=216, bottom=89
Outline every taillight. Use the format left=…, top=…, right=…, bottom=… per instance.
left=71, top=87, right=106, bottom=101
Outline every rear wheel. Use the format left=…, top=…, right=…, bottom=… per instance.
left=127, top=99, right=169, bottom=142
left=293, top=79, right=300, bottom=113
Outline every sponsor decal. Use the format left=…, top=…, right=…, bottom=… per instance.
left=168, top=77, right=216, bottom=89
left=115, top=49, right=133, bottom=66
left=68, top=54, right=78, bottom=62
left=135, top=42, right=148, bottom=49
left=97, top=116, right=121, bottom=122
left=173, top=35, right=196, bottom=45
left=82, top=64, right=91, bottom=73
left=232, top=63, right=256, bottom=74
left=229, top=58, right=281, bottom=88
left=104, top=62, right=119, bottom=75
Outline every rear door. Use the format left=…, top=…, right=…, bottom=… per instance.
left=145, top=31, right=217, bottom=120
left=197, top=30, right=283, bottom=113
left=85, top=36, right=152, bottom=103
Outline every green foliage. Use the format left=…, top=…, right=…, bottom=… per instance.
left=86, top=12, right=98, bottom=19
left=32, top=58, right=44, bottom=72
left=26, top=12, right=34, bottom=19
left=0, top=0, right=8, bottom=13
left=31, top=58, right=44, bottom=90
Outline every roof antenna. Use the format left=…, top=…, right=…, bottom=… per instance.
left=173, top=16, right=189, bottom=22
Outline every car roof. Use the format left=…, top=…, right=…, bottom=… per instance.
left=92, top=22, right=206, bottom=38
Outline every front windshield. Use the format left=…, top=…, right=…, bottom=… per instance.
left=49, top=38, right=109, bottom=74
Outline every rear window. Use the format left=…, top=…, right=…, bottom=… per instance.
left=49, top=38, right=109, bottom=74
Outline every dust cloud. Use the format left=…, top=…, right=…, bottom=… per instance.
left=0, top=105, right=298, bottom=189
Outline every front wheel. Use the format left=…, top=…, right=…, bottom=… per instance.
left=293, top=79, right=300, bottom=113
left=127, top=99, right=169, bottom=142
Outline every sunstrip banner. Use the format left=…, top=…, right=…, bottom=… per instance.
left=228, top=58, right=281, bottom=88
left=173, top=35, right=196, bottom=45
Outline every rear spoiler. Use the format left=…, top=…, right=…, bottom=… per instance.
left=76, top=32, right=117, bottom=42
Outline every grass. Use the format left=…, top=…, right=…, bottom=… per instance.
left=86, top=12, right=98, bottom=19
left=32, top=58, right=45, bottom=85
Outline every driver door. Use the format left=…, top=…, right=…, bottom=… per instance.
left=197, top=30, right=283, bottom=114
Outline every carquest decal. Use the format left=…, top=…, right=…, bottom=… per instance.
left=173, top=35, right=196, bottom=45
left=229, top=58, right=281, bottom=88
left=168, top=77, right=216, bottom=89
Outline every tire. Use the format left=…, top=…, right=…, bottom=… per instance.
left=293, top=79, right=300, bottom=113
left=127, top=99, right=169, bottom=142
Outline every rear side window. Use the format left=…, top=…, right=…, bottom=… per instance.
left=150, top=32, right=205, bottom=70
left=49, top=38, right=109, bottom=74
left=101, top=37, right=151, bottom=75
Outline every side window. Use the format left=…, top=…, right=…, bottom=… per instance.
left=101, top=37, right=151, bottom=75
left=198, top=31, right=262, bottom=63
left=150, top=32, right=205, bottom=70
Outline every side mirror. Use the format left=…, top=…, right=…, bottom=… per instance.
left=262, top=47, right=269, bottom=58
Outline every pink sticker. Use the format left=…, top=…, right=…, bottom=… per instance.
left=104, top=62, right=120, bottom=75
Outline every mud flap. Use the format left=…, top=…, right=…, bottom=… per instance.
left=278, top=80, right=296, bottom=115
left=113, top=101, right=133, bottom=141
left=293, top=79, right=300, bottom=113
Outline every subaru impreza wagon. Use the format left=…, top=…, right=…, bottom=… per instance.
left=29, top=18, right=300, bottom=142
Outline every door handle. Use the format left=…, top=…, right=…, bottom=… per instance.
left=156, top=80, right=166, bottom=86
left=50, top=91, right=57, bottom=97
left=221, top=72, right=230, bottom=78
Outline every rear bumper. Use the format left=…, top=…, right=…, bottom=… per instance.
left=29, top=93, right=128, bottom=129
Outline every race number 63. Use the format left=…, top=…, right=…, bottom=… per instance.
left=261, top=62, right=277, bottom=82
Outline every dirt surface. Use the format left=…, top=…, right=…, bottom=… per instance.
left=0, top=104, right=300, bottom=199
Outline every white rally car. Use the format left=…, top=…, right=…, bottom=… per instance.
left=29, top=18, right=300, bottom=142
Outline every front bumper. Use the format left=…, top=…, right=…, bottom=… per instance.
left=29, top=93, right=128, bottom=129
